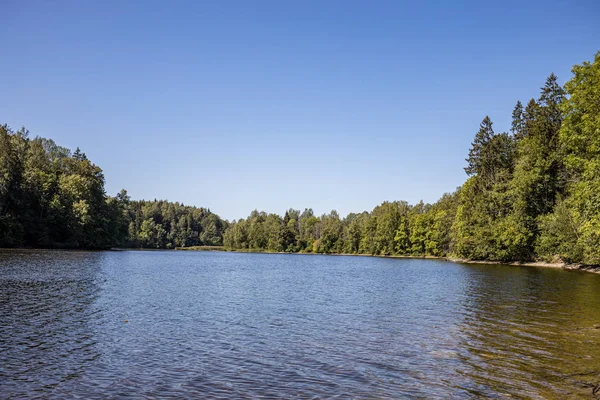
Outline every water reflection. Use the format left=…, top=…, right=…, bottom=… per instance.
left=0, top=250, right=104, bottom=397
left=454, top=264, right=600, bottom=398
left=1, top=251, right=599, bottom=398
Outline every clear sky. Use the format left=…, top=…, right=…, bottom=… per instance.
left=1, top=1, right=599, bottom=220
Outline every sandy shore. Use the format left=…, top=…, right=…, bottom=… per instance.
left=445, top=258, right=600, bottom=274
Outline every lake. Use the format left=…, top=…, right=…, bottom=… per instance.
left=1, top=250, right=599, bottom=399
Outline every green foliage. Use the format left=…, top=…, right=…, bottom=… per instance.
left=0, top=125, right=127, bottom=248
left=453, top=114, right=521, bottom=261
left=161, top=51, right=600, bottom=262
left=511, top=101, right=525, bottom=140
left=465, top=116, right=495, bottom=177
left=538, top=51, right=600, bottom=264
left=536, top=200, right=582, bottom=263
left=3, top=52, right=600, bottom=266
left=0, top=126, right=226, bottom=249
left=223, top=195, right=461, bottom=258
left=450, top=65, right=591, bottom=264
left=125, top=199, right=227, bottom=249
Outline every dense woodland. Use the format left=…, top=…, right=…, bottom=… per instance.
left=224, top=52, right=600, bottom=265
left=0, top=132, right=227, bottom=249
left=1, top=52, right=599, bottom=264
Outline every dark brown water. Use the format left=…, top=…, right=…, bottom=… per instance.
left=1, top=250, right=599, bottom=399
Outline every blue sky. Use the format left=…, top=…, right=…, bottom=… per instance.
left=1, top=0, right=599, bottom=220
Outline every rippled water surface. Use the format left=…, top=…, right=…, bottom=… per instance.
left=1, top=250, right=599, bottom=399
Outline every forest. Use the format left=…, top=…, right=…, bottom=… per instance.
left=1, top=51, right=599, bottom=265
left=224, top=52, right=600, bottom=265
left=0, top=132, right=227, bottom=249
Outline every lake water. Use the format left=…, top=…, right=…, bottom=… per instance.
left=1, top=250, right=599, bottom=399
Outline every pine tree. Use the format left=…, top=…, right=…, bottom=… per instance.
left=511, top=101, right=525, bottom=140
left=465, top=116, right=494, bottom=176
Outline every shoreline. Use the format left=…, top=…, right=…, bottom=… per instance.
left=182, top=248, right=600, bottom=274
left=446, top=258, right=600, bottom=274
left=2, top=247, right=599, bottom=274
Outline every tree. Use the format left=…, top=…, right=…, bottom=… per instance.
left=281, top=210, right=297, bottom=252
left=538, top=52, right=600, bottom=264
left=316, top=211, right=342, bottom=253
left=465, top=116, right=494, bottom=177
left=511, top=101, right=525, bottom=140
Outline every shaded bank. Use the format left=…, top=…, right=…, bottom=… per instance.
left=174, top=247, right=600, bottom=275
left=175, top=245, right=225, bottom=251
left=449, top=258, right=600, bottom=275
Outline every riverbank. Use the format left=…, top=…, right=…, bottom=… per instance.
left=173, top=247, right=600, bottom=274
left=2, top=246, right=598, bottom=274
left=448, top=258, right=600, bottom=274
left=175, top=246, right=225, bottom=251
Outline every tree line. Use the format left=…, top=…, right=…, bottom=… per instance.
left=224, top=52, right=600, bottom=265
left=123, top=198, right=227, bottom=249
left=223, top=197, right=458, bottom=257
left=1, top=51, right=599, bottom=264
left=0, top=130, right=227, bottom=249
